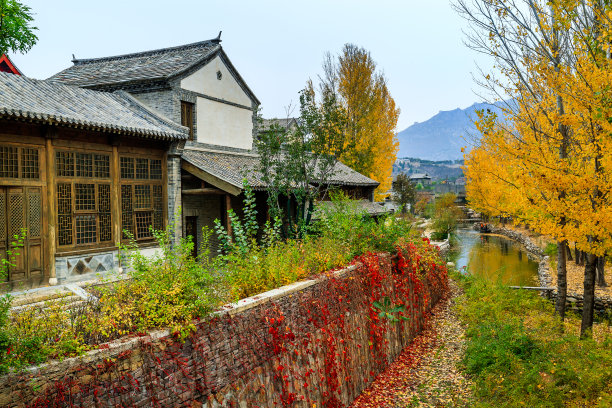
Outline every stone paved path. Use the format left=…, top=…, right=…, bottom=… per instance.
left=350, top=279, right=473, bottom=408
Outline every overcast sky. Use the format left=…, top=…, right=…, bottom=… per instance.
left=10, top=0, right=491, bottom=131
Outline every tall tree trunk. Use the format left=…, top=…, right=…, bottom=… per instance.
left=581, top=252, right=597, bottom=338
left=550, top=5, right=570, bottom=322
left=556, top=240, right=568, bottom=320
left=566, top=244, right=573, bottom=262
left=597, top=254, right=607, bottom=287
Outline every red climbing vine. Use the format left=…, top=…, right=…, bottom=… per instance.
left=17, top=241, right=449, bottom=408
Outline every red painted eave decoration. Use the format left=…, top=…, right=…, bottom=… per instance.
left=0, top=54, right=22, bottom=75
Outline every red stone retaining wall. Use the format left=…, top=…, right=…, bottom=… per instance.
left=0, top=250, right=448, bottom=407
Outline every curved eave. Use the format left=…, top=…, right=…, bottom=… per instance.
left=0, top=109, right=187, bottom=141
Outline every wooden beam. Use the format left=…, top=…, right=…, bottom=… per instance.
left=182, top=188, right=227, bottom=195
left=44, top=132, right=57, bottom=285
left=181, top=161, right=241, bottom=196
left=111, top=144, right=121, bottom=249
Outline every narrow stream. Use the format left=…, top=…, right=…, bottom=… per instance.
left=449, top=227, right=539, bottom=286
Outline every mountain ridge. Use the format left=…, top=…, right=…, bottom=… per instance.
left=396, top=102, right=504, bottom=161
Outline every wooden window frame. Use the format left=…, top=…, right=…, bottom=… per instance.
left=55, top=149, right=113, bottom=250
left=0, top=145, right=41, bottom=180
left=181, top=101, right=195, bottom=141
left=119, top=154, right=165, bottom=243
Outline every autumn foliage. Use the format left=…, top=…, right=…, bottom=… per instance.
left=306, top=44, right=400, bottom=200
left=458, top=0, right=612, bottom=335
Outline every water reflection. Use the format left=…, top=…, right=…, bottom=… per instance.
left=450, top=228, right=539, bottom=286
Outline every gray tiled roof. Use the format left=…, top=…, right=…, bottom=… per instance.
left=314, top=200, right=390, bottom=218
left=259, top=118, right=298, bottom=133
left=47, top=39, right=220, bottom=88
left=410, top=173, right=431, bottom=179
left=182, top=146, right=379, bottom=191
left=0, top=72, right=188, bottom=140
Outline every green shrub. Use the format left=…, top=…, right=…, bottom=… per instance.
left=2, top=296, right=89, bottom=372
left=222, top=235, right=352, bottom=300
left=87, top=227, right=225, bottom=341
left=313, top=191, right=415, bottom=256
left=456, top=273, right=612, bottom=407
left=544, top=242, right=558, bottom=257
left=219, top=191, right=416, bottom=300
left=463, top=321, right=542, bottom=376
left=430, top=231, right=447, bottom=241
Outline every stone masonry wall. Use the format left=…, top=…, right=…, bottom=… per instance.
left=0, top=252, right=447, bottom=407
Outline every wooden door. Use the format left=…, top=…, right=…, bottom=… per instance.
left=0, top=186, right=43, bottom=286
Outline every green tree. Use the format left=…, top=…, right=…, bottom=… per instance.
left=0, top=0, right=38, bottom=55
left=255, top=89, right=340, bottom=238
left=393, top=173, right=416, bottom=214
left=432, top=193, right=460, bottom=239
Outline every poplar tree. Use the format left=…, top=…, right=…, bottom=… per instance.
left=312, top=44, right=400, bottom=200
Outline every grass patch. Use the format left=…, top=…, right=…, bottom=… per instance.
left=455, top=272, right=612, bottom=407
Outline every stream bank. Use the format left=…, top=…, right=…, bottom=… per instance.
left=480, top=224, right=612, bottom=315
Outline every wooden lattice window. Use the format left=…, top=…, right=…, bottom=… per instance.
left=120, top=155, right=164, bottom=241
left=57, top=182, right=113, bottom=248
left=0, top=145, right=40, bottom=179
left=21, top=148, right=39, bottom=179
left=181, top=101, right=195, bottom=141
left=56, top=149, right=113, bottom=249
left=120, top=157, right=162, bottom=180
left=56, top=151, right=110, bottom=180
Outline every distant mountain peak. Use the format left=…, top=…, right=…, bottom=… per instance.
left=396, top=101, right=504, bottom=161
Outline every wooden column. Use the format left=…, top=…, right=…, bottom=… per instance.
left=45, top=131, right=57, bottom=285
left=111, top=141, right=121, bottom=250
left=225, top=194, right=232, bottom=237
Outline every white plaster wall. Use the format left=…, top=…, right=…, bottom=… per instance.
left=180, top=55, right=252, bottom=107
left=195, top=97, right=253, bottom=149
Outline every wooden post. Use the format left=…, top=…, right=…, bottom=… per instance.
left=111, top=141, right=121, bottom=250
left=45, top=132, right=57, bottom=285
left=225, top=194, right=232, bottom=237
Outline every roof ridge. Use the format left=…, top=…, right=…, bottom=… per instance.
left=71, top=39, right=220, bottom=65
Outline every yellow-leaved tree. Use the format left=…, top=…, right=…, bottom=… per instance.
left=307, top=44, right=399, bottom=200
left=457, top=0, right=612, bottom=336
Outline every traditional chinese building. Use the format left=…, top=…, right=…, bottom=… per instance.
left=0, top=73, right=187, bottom=290
left=0, top=35, right=381, bottom=289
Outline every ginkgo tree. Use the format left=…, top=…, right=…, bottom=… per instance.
left=457, top=0, right=612, bottom=336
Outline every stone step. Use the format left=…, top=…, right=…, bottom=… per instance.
left=10, top=287, right=74, bottom=307
left=10, top=295, right=85, bottom=314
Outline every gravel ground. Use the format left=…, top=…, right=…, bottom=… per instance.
left=350, top=280, right=473, bottom=408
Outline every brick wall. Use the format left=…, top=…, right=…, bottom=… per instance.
left=0, top=252, right=447, bottom=407
left=132, top=90, right=177, bottom=123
